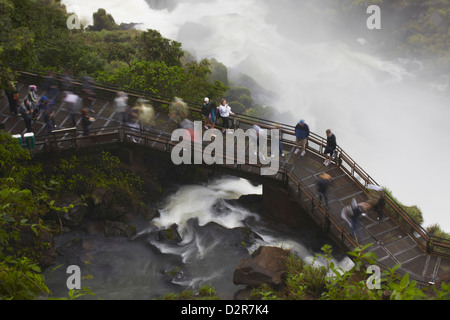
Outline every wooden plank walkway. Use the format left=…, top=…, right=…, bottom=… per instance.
left=2, top=79, right=449, bottom=287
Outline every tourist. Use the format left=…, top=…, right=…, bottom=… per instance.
left=114, top=91, right=129, bottom=124
left=134, top=98, right=155, bottom=132
left=317, top=173, right=332, bottom=208
left=64, top=92, right=81, bottom=127
left=62, top=72, right=75, bottom=93
left=294, top=119, right=310, bottom=157
left=271, top=123, right=284, bottom=158
left=20, top=98, right=33, bottom=133
left=125, top=104, right=141, bottom=143
left=80, top=108, right=94, bottom=136
left=218, top=99, right=235, bottom=134
left=27, top=85, right=39, bottom=120
left=365, top=184, right=385, bottom=221
left=39, top=96, right=55, bottom=135
left=82, top=76, right=96, bottom=113
left=202, top=97, right=211, bottom=129
left=252, top=124, right=267, bottom=162
left=341, top=198, right=365, bottom=242
left=323, top=129, right=337, bottom=166
left=169, top=97, right=189, bottom=128
left=209, top=101, right=218, bottom=135
left=4, top=81, right=19, bottom=116
left=43, top=71, right=59, bottom=102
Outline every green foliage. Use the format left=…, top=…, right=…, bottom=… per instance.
left=49, top=287, right=98, bottom=300
left=88, top=8, right=119, bottom=32
left=97, top=59, right=228, bottom=103
left=383, top=187, right=424, bottom=225
left=0, top=132, right=79, bottom=300
left=46, top=151, right=144, bottom=201
left=0, top=131, right=31, bottom=179
left=160, top=285, right=219, bottom=300
left=0, top=256, right=49, bottom=300
left=135, top=29, right=184, bottom=67
left=0, top=0, right=107, bottom=80
left=252, top=244, right=449, bottom=301
left=243, top=104, right=277, bottom=119
left=426, top=224, right=450, bottom=240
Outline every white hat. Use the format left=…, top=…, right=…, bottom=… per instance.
left=204, top=97, right=209, bottom=102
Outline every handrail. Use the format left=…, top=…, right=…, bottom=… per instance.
left=11, top=67, right=450, bottom=259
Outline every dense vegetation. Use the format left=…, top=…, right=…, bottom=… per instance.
left=252, top=244, right=450, bottom=300
left=0, top=132, right=145, bottom=299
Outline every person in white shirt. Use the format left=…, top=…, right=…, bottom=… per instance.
left=218, top=99, right=235, bottom=133
left=114, top=91, right=129, bottom=124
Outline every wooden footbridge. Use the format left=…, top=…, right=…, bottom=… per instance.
left=2, top=69, right=450, bottom=287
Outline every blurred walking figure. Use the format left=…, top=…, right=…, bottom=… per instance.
left=133, top=98, right=155, bottom=132
left=341, top=198, right=365, bottom=242
left=43, top=71, right=59, bottom=102
left=365, top=184, right=385, bottom=221
left=323, top=129, right=337, bottom=166
left=20, top=98, right=34, bottom=133
left=64, top=92, right=81, bottom=127
left=39, top=96, right=55, bottom=135
left=27, top=85, right=39, bottom=120
left=81, top=108, right=94, bottom=136
left=271, top=123, right=284, bottom=158
left=218, top=99, right=235, bottom=134
left=170, top=97, right=189, bottom=128
left=82, top=76, right=96, bottom=113
left=4, top=81, right=19, bottom=116
left=126, top=104, right=141, bottom=142
left=62, top=72, right=75, bottom=93
left=317, top=173, right=332, bottom=208
left=294, top=119, right=309, bottom=156
left=209, top=101, right=218, bottom=133
left=202, top=97, right=211, bottom=129
left=114, top=91, right=129, bottom=124
left=252, top=124, right=267, bottom=162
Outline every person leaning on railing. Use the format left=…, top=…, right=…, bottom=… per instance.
left=218, top=99, right=235, bottom=134
left=294, top=119, right=310, bottom=157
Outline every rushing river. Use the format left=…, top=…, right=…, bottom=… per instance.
left=44, top=177, right=351, bottom=299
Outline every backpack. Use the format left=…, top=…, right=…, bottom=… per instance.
left=202, top=103, right=210, bottom=115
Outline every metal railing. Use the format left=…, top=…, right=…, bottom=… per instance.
left=11, top=67, right=450, bottom=259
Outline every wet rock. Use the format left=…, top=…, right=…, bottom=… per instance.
left=91, top=188, right=113, bottom=207
left=56, top=238, right=84, bottom=266
left=233, top=246, right=290, bottom=288
left=156, top=224, right=182, bottom=243
left=104, top=221, right=137, bottom=238
left=142, top=206, right=160, bottom=222
left=227, top=194, right=263, bottom=213
left=90, top=202, right=127, bottom=221
left=62, top=203, right=89, bottom=228
left=44, top=193, right=87, bottom=228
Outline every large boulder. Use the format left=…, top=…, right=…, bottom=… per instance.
left=61, top=203, right=89, bottom=228
left=91, top=188, right=113, bottom=207
left=156, top=223, right=182, bottom=243
left=233, top=246, right=290, bottom=288
left=104, top=221, right=137, bottom=238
